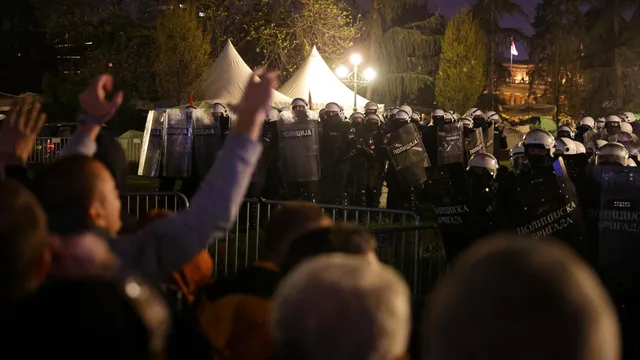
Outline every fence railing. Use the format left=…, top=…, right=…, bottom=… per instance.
left=28, top=137, right=71, bottom=164
left=120, top=192, right=446, bottom=295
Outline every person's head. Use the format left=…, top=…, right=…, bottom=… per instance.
left=33, top=155, right=122, bottom=236
left=261, top=202, right=332, bottom=266
left=4, top=278, right=170, bottom=359
left=280, top=222, right=378, bottom=273
left=0, top=180, right=50, bottom=306
left=425, top=236, right=620, bottom=360
left=272, top=253, right=411, bottom=360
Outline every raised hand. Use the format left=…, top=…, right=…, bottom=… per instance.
left=229, top=68, right=279, bottom=141
left=79, top=73, right=124, bottom=123
left=0, top=95, right=47, bottom=166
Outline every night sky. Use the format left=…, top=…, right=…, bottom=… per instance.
left=429, top=0, right=539, bottom=59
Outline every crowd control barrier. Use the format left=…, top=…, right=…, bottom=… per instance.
left=121, top=193, right=446, bottom=296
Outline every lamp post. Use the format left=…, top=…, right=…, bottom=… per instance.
left=336, top=54, right=376, bottom=113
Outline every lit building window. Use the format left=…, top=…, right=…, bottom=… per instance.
left=199, top=12, right=205, bottom=17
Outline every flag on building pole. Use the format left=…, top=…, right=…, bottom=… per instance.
left=511, top=40, right=519, bottom=56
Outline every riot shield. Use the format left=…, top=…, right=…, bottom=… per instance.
left=512, top=159, right=588, bottom=254
left=484, top=123, right=495, bottom=151
left=138, top=110, right=165, bottom=177
left=162, top=109, right=194, bottom=178
left=387, top=123, right=429, bottom=186
left=424, top=163, right=476, bottom=262
left=278, top=119, right=321, bottom=183
left=436, top=123, right=464, bottom=166
left=588, top=166, right=640, bottom=287
left=561, top=153, right=589, bottom=187
left=192, top=109, right=222, bottom=180
left=464, top=127, right=486, bottom=159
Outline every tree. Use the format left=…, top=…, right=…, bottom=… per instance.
left=530, top=0, right=584, bottom=120
left=581, top=0, right=640, bottom=115
left=364, top=0, right=442, bottom=105
left=435, top=10, right=486, bottom=112
left=154, top=1, right=211, bottom=105
left=471, top=0, right=528, bottom=109
left=249, top=0, right=361, bottom=78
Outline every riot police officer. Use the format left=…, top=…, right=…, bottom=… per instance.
left=601, top=115, right=623, bottom=140
left=319, top=102, right=352, bottom=205
left=557, top=124, right=575, bottom=139
left=364, top=101, right=379, bottom=116
left=509, top=142, right=527, bottom=175
left=278, top=100, right=321, bottom=202
left=620, top=112, right=636, bottom=123
left=575, top=117, right=596, bottom=144
left=595, top=142, right=629, bottom=166
left=261, top=108, right=284, bottom=200
left=466, top=153, right=500, bottom=239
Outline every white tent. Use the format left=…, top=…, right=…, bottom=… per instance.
left=195, top=40, right=292, bottom=108
left=278, top=46, right=371, bottom=115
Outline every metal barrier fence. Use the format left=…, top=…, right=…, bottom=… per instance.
left=29, top=137, right=71, bottom=164
left=120, top=193, right=446, bottom=295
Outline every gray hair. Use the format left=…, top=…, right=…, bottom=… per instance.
left=272, top=253, right=411, bottom=360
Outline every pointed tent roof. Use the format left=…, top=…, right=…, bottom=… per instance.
left=278, top=46, right=370, bottom=114
left=195, top=40, right=292, bottom=107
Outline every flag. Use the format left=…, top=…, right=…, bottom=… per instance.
left=308, top=90, right=313, bottom=110
left=511, top=40, right=518, bottom=56
left=189, top=93, right=194, bottom=107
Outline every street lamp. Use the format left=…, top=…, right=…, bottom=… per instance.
left=335, top=53, right=375, bottom=113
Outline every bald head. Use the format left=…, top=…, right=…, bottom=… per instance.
left=425, top=236, right=620, bottom=360
left=272, top=253, right=410, bottom=360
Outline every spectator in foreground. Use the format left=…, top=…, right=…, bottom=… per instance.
left=271, top=253, right=410, bottom=360
left=0, top=179, right=50, bottom=310
left=30, top=70, right=276, bottom=282
left=4, top=278, right=170, bottom=360
left=425, top=236, right=620, bottom=360
left=195, top=202, right=332, bottom=360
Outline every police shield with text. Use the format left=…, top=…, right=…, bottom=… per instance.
left=385, top=110, right=429, bottom=211
left=461, top=115, right=485, bottom=164
left=162, top=108, right=194, bottom=178
left=435, top=111, right=465, bottom=166
left=138, top=109, right=165, bottom=177
left=192, top=108, right=222, bottom=182
left=502, top=129, right=588, bottom=255
left=278, top=103, right=320, bottom=202
left=585, top=145, right=640, bottom=357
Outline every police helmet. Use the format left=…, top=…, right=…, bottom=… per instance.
left=616, top=131, right=636, bottom=142
left=510, top=143, right=526, bottom=172
left=410, top=112, right=421, bottom=123
left=580, top=117, right=595, bottom=128
left=523, top=128, right=556, bottom=154
left=399, top=105, right=412, bottom=115
left=389, top=107, right=400, bottom=116
left=443, top=111, right=454, bottom=124
left=596, top=117, right=606, bottom=130
left=280, top=106, right=290, bottom=113
left=467, top=153, right=499, bottom=178
left=350, top=112, right=365, bottom=123
left=291, top=98, right=309, bottom=111
left=574, top=141, right=586, bottom=154
left=365, top=113, right=382, bottom=126
left=621, top=122, right=633, bottom=134
left=486, top=111, right=501, bottom=122
left=606, top=115, right=622, bottom=124
left=461, top=116, right=473, bottom=129
left=595, top=142, right=629, bottom=166
left=395, top=110, right=411, bottom=122
left=212, top=103, right=228, bottom=117
left=555, top=137, right=577, bottom=156
left=432, top=109, right=446, bottom=117
left=620, top=112, right=636, bottom=123
left=364, top=101, right=379, bottom=114
left=324, top=102, right=341, bottom=113
left=449, top=111, right=461, bottom=121
left=267, top=108, right=279, bottom=122
left=596, top=139, right=608, bottom=148
left=557, top=125, right=574, bottom=139
left=628, top=158, right=637, bottom=167
left=466, top=108, right=479, bottom=117
left=471, top=110, right=487, bottom=127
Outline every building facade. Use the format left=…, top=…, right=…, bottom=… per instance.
left=498, top=62, right=546, bottom=105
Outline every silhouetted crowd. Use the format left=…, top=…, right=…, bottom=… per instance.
left=0, top=73, right=623, bottom=360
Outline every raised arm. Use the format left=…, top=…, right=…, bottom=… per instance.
left=115, top=69, right=278, bottom=281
